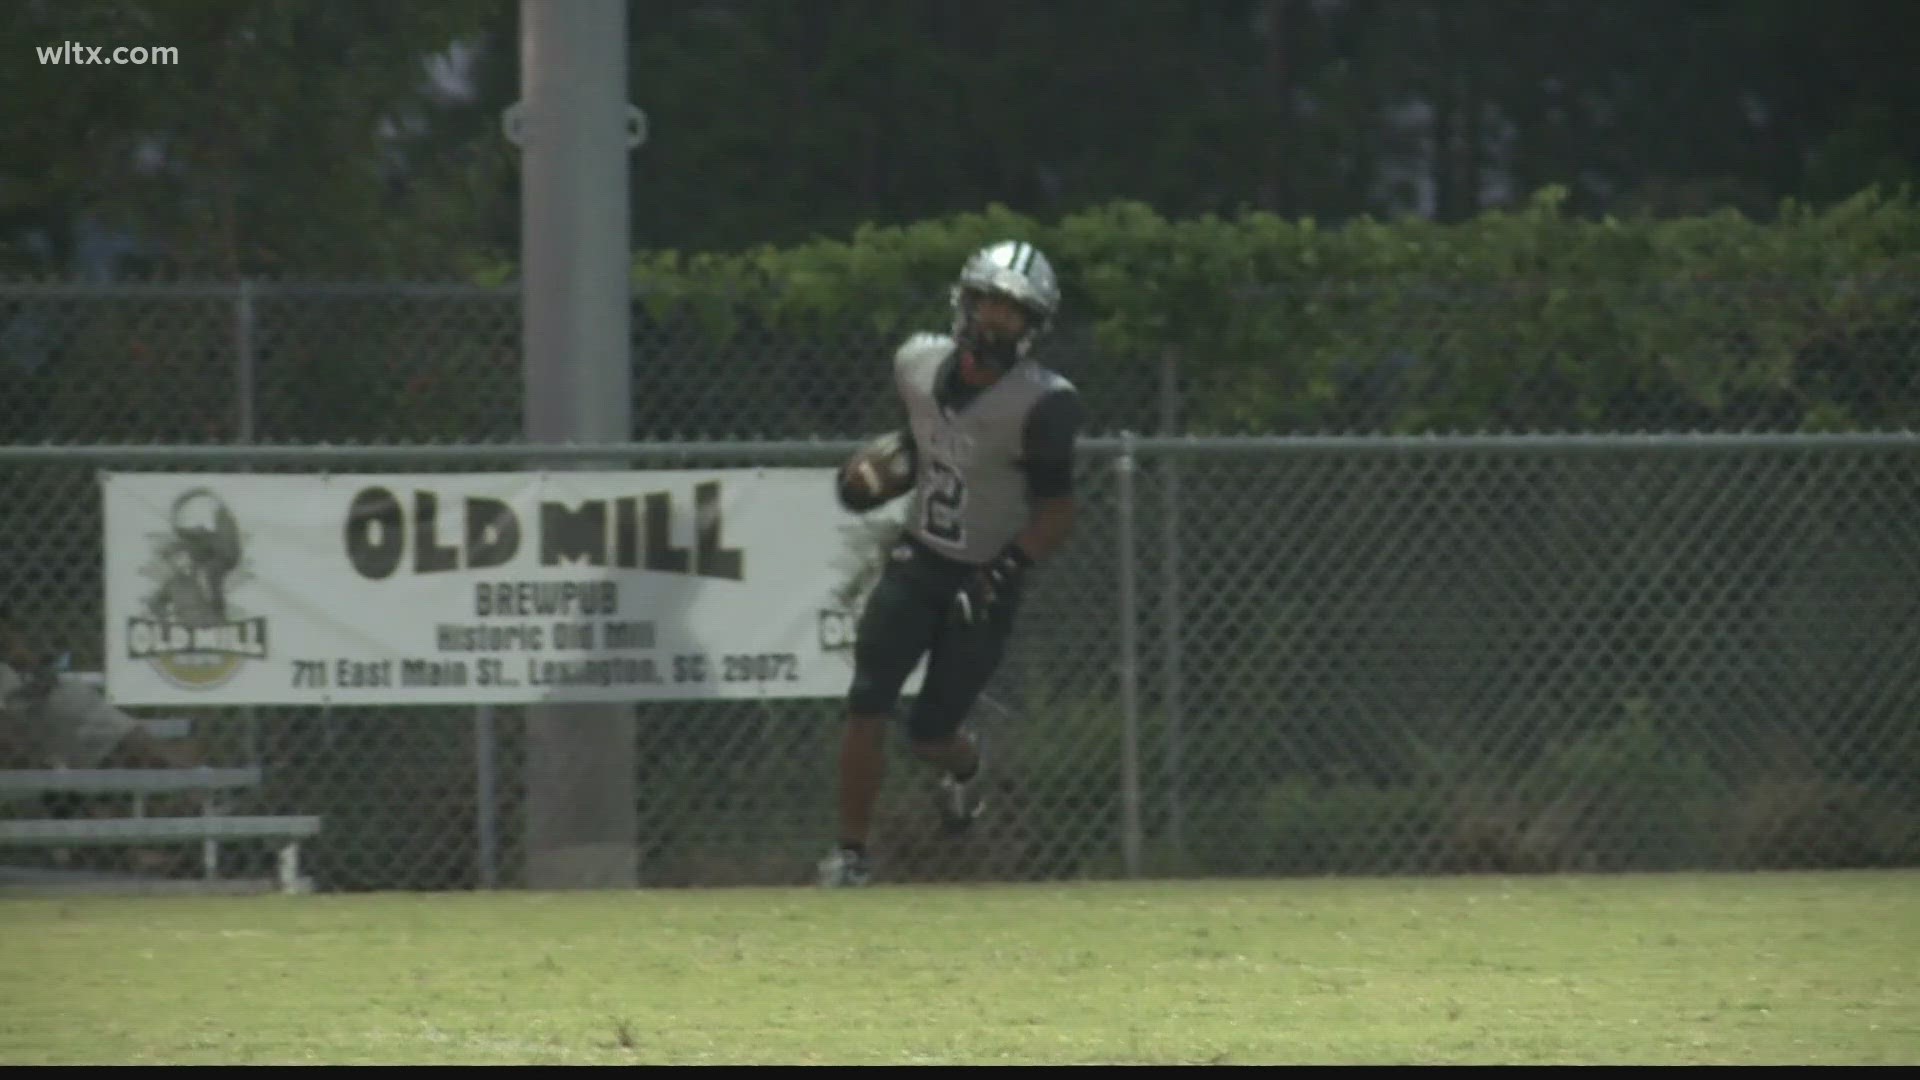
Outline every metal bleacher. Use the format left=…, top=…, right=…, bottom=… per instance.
left=0, top=671, right=321, bottom=894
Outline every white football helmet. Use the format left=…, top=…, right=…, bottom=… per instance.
left=949, top=240, right=1061, bottom=364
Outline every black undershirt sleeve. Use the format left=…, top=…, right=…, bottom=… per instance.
left=1021, top=388, right=1084, bottom=499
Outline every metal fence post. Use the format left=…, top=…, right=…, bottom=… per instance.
left=475, top=704, right=498, bottom=889
left=1115, top=431, right=1143, bottom=878
left=233, top=277, right=262, bottom=775
left=234, top=277, right=256, bottom=443
left=1158, top=350, right=1185, bottom=864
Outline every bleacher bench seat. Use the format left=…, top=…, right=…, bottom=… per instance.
left=0, top=768, right=321, bottom=894
left=0, top=767, right=262, bottom=800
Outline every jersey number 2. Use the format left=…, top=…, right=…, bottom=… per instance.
left=923, top=460, right=967, bottom=545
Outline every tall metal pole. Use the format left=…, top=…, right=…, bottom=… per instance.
left=519, top=0, right=637, bottom=890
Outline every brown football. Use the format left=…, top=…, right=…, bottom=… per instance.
left=838, top=431, right=917, bottom=509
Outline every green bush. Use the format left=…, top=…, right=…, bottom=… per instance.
left=605, top=184, right=1920, bottom=436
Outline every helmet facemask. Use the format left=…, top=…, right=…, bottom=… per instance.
left=953, top=286, right=1040, bottom=373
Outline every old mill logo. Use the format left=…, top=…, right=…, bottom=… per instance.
left=126, top=488, right=268, bottom=689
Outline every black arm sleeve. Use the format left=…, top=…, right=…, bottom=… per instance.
left=1021, top=388, right=1084, bottom=499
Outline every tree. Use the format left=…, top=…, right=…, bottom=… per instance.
left=0, top=0, right=499, bottom=275
left=6, top=0, right=1916, bottom=271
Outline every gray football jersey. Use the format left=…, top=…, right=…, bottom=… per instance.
left=893, top=332, right=1075, bottom=564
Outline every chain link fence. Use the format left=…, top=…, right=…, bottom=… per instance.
left=3, top=436, right=1915, bottom=890
left=2, top=278, right=1917, bottom=890
left=1136, top=436, right=1919, bottom=878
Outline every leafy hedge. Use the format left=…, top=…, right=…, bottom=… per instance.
left=603, top=184, right=1920, bottom=435
left=15, top=184, right=1920, bottom=446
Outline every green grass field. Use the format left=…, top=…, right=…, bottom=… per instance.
left=2, top=870, right=1915, bottom=1065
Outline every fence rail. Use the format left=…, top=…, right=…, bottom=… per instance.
left=3, top=434, right=1916, bottom=890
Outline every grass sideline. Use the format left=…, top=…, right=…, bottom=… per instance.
left=1, top=870, right=1914, bottom=1064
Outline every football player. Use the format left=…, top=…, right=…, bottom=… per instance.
left=820, top=240, right=1084, bottom=887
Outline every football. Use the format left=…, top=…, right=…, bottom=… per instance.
left=837, top=430, right=917, bottom=511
